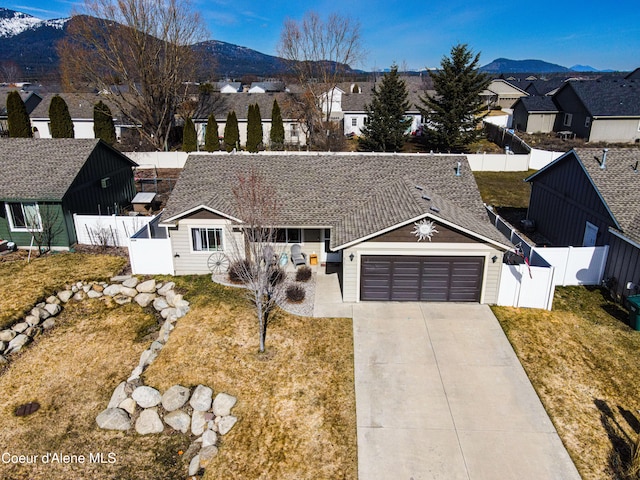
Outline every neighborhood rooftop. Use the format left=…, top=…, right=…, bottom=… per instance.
left=561, top=79, right=640, bottom=117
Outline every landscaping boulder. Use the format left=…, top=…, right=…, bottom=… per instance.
left=0, top=341, right=6, bottom=353
left=120, top=286, right=138, bottom=298
left=43, top=303, right=62, bottom=316
left=118, top=397, right=137, bottom=415
left=198, top=445, right=219, bottom=468
left=113, top=295, right=131, bottom=305
left=7, top=333, right=29, bottom=353
left=46, top=295, right=59, bottom=304
left=152, top=297, right=169, bottom=311
left=0, top=330, right=16, bottom=342
left=138, top=349, right=157, bottom=369
left=24, top=326, right=41, bottom=338
left=107, top=382, right=128, bottom=409
left=57, top=290, right=73, bottom=303
left=103, top=284, right=122, bottom=297
left=190, top=385, right=213, bottom=411
left=96, top=408, right=131, bottom=430
left=110, top=275, right=131, bottom=283
left=212, top=393, right=237, bottom=417
left=25, top=315, right=40, bottom=327
left=158, top=282, right=175, bottom=296
left=132, top=386, right=162, bottom=408
left=165, top=290, right=179, bottom=307
left=134, top=293, right=156, bottom=307
left=135, top=408, right=164, bottom=435
left=41, top=318, right=55, bottom=330
left=0, top=355, right=7, bottom=365
left=216, top=415, right=238, bottom=435
left=188, top=455, right=201, bottom=477
left=87, top=290, right=103, bottom=299
left=164, top=410, right=191, bottom=433
left=136, top=279, right=156, bottom=293
left=191, top=410, right=207, bottom=436
left=12, top=322, right=29, bottom=333
left=73, top=291, right=86, bottom=302
left=162, top=385, right=190, bottom=411
left=201, top=429, right=217, bottom=448
left=150, top=340, right=164, bottom=353
left=122, top=277, right=139, bottom=288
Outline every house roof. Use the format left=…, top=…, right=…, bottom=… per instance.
left=515, top=95, right=559, bottom=113
left=161, top=153, right=509, bottom=250
left=339, top=79, right=427, bottom=113
left=30, top=93, right=126, bottom=121
left=192, top=92, right=297, bottom=120
left=0, top=138, right=136, bottom=202
left=527, top=148, right=640, bottom=243
left=558, top=79, right=640, bottom=117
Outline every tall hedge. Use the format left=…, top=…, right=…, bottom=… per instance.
left=182, top=118, right=197, bottom=152
left=223, top=110, right=239, bottom=152
left=93, top=101, right=116, bottom=145
left=246, top=103, right=263, bottom=153
left=269, top=99, right=284, bottom=149
left=7, top=91, right=32, bottom=138
left=49, top=95, right=74, bottom=138
left=204, top=113, right=219, bottom=151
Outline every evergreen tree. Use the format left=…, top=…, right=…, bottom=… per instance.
left=7, top=91, right=32, bottom=138
left=204, top=113, right=220, bottom=151
left=269, top=99, right=285, bottom=150
left=223, top=111, right=239, bottom=152
left=358, top=64, right=411, bottom=152
left=418, top=44, right=490, bottom=153
left=49, top=95, right=75, bottom=138
left=246, top=103, right=263, bottom=153
left=182, top=118, right=197, bottom=152
left=93, top=101, right=116, bottom=145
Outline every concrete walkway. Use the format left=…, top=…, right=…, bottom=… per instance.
left=351, top=302, right=581, bottom=480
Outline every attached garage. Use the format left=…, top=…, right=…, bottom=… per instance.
left=360, top=255, right=485, bottom=302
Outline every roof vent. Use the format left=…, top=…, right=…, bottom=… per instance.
left=429, top=206, right=440, bottom=213
left=455, top=161, right=462, bottom=177
left=421, top=194, right=431, bottom=201
left=415, top=185, right=424, bottom=191
left=600, top=148, right=609, bottom=170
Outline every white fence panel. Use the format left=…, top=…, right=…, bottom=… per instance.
left=466, top=153, right=530, bottom=171
left=125, top=151, right=188, bottom=169
left=129, top=237, right=174, bottom=275
left=73, top=214, right=153, bottom=247
left=498, top=264, right=555, bottom=310
left=531, top=246, right=608, bottom=286
left=529, top=148, right=564, bottom=170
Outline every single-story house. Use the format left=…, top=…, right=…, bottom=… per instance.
left=552, top=79, right=640, bottom=143
left=0, top=138, right=137, bottom=249
left=525, top=147, right=640, bottom=301
left=483, top=79, right=529, bottom=109
left=159, top=153, right=511, bottom=303
left=512, top=96, right=559, bottom=133
left=0, top=88, right=43, bottom=136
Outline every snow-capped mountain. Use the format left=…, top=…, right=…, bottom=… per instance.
left=0, top=8, right=68, bottom=38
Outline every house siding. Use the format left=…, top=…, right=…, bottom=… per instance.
left=590, top=118, right=640, bottom=143
left=0, top=202, right=71, bottom=249
left=553, top=86, right=591, bottom=138
left=605, top=233, right=640, bottom=301
left=527, top=154, right=616, bottom=246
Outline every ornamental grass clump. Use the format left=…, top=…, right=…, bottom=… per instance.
left=286, top=284, right=306, bottom=303
left=295, top=266, right=312, bottom=282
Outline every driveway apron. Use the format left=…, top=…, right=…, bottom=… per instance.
left=352, top=302, right=581, bottom=480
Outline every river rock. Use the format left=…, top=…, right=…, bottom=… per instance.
left=41, top=318, right=56, bottom=329
left=87, top=290, right=103, bottom=299
left=138, top=349, right=157, bottom=368
left=201, top=429, right=217, bottom=448
left=190, top=385, right=213, bottom=411
left=25, top=315, right=41, bottom=327
left=120, top=286, right=138, bottom=298
left=12, top=322, right=29, bottom=333
left=107, top=381, right=128, bottom=409
left=73, top=291, right=86, bottom=302
left=122, top=277, right=139, bottom=288
left=164, top=410, right=191, bottom=433
left=191, top=410, right=207, bottom=436
left=43, top=303, right=62, bottom=316
left=132, top=386, right=162, bottom=408
left=212, top=393, right=237, bottom=417
left=7, top=334, right=29, bottom=353
left=0, top=330, right=16, bottom=342
left=134, top=293, right=156, bottom=307
left=157, top=282, right=175, bottom=296
left=217, top=415, right=238, bottom=435
left=162, top=385, right=191, bottom=411
left=188, top=455, right=201, bottom=476
left=136, top=279, right=156, bottom=293
left=113, top=295, right=131, bottom=305
left=152, top=297, right=169, bottom=311
left=118, top=397, right=137, bottom=415
left=103, top=284, right=122, bottom=296
left=135, top=408, right=164, bottom=435
left=46, top=295, right=59, bottom=304
left=57, top=290, right=73, bottom=303
left=198, top=445, right=219, bottom=468
left=96, top=408, right=131, bottom=430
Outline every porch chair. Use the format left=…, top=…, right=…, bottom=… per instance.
left=290, top=244, right=307, bottom=267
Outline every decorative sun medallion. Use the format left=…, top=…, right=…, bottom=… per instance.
left=412, top=219, right=439, bottom=242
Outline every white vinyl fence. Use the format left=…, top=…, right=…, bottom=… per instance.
left=73, top=214, right=154, bottom=247
left=488, top=208, right=609, bottom=310
left=127, top=215, right=174, bottom=275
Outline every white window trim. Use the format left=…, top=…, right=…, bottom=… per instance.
left=5, top=202, right=42, bottom=232
left=189, top=226, right=225, bottom=254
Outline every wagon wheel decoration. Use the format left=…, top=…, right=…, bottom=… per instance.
left=207, top=252, right=230, bottom=274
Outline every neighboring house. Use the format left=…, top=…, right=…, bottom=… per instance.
left=159, top=153, right=511, bottom=303
left=552, top=79, right=640, bottom=143
left=525, top=147, right=640, bottom=300
left=483, top=79, right=529, bottom=109
left=29, top=93, right=134, bottom=141
left=0, top=139, right=137, bottom=249
left=512, top=96, right=559, bottom=133
left=0, top=88, right=43, bottom=136
left=248, top=81, right=285, bottom=93
left=216, top=82, right=242, bottom=93
left=193, top=92, right=307, bottom=148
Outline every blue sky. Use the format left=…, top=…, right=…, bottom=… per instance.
left=8, top=0, right=640, bottom=71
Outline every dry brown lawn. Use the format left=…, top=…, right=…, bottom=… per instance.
left=493, top=286, right=640, bottom=480
left=0, top=259, right=356, bottom=480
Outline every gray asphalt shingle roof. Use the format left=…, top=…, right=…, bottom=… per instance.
left=517, top=96, right=559, bottom=112
left=562, top=80, right=640, bottom=117
left=573, top=148, right=640, bottom=243
left=30, top=93, right=126, bottom=121
left=0, top=138, right=131, bottom=202
left=162, top=153, right=508, bottom=249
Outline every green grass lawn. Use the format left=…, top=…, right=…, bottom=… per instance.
left=473, top=169, right=535, bottom=208
left=493, top=286, right=640, bottom=480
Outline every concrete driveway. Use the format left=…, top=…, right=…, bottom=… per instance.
left=353, top=302, right=581, bottom=480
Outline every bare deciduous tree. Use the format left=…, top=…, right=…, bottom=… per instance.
left=278, top=11, right=364, bottom=149
left=59, top=0, right=209, bottom=150
left=27, top=204, right=64, bottom=255
left=229, top=169, right=286, bottom=353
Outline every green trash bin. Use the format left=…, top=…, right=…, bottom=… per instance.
left=626, top=294, right=640, bottom=331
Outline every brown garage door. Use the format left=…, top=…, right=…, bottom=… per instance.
left=360, top=255, right=484, bottom=302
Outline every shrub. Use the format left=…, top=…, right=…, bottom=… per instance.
left=286, top=284, right=306, bottom=303
left=269, top=267, right=286, bottom=286
left=295, top=265, right=312, bottom=282
left=228, top=260, right=252, bottom=283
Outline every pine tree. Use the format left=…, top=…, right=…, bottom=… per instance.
left=93, top=101, right=116, bottom=145
left=223, top=111, right=239, bottom=152
left=7, top=91, right=32, bottom=138
left=418, top=44, right=490, bottom=153
left=358, top=64, right=411, bottom=152
left=49, top=95, right=75, bottom=138
left=204, top=113, right=220, bottom=151
left=269, top=99, right=285, bottom=150
left=246, top=103, right=263, bottom=153
left=182, top=118, right=197, bottom=152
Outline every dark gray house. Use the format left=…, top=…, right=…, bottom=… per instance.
left=525, top=148, right=640, bottom=301
left=0, top=139, right=137, bottom=249
left=512, top=96, right=559, bottom=134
